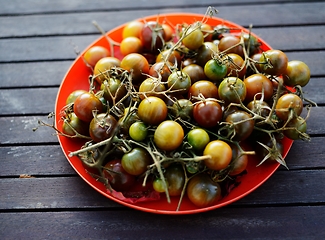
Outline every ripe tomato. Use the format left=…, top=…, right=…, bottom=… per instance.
left=203, top=140, right=232, bottom=171
left=247, top=100, right=271, bottom=118
left=259, top=49, right=288, bottom=76
left=193, top=100, right=222, bottom=128
left=187, top=173, right=222, bottom=208
left=103, top=159, right=135, bottom=192
left=120, top=36, right=143, bottom=55
left=140, top=21, right=165, bottom=53
left=188, top=80, right=218, bottom=101
left=225, top=110, right=255, bottom=141
left=187, top=128, right=210, bottom=152
left=182, top=64, right=206, bottom=84
left=93, top=57, right=121, bottom=83
left=73, top=92, right=103, bottom=122
left=83, top=46, right=110, bottom=68
left=275, top=93, right=303, bottom=120
left=165, top=164, right=185, bottom=197
left=156, top=49, right=182, bottom=66
left=204, top=59, right=228, bottom=83
left=228, top=144, right=248, bottom=176
left=218, top=77, right=246, bottom=104
left=137, top=96, right=168, bottom=125
left=154, top=120, right=184, bottom=151
left=121, top=147, right=152, bottom=176
left=122, top=20, right=144, bottom=39
left=120, top=53, right=149, bottom=82
left=66, top=89, right=88, bottom=105
left=89, top=113, right=118, bottom=142
left=284, top=60, right=310, bottom=87
left=149, top=61, right=172, bottom=82
left=218, top=35, right=244, bottom=57
left=182, top=24, right=204, bottom=50
left=243, top=73, right=274, bottom=102
left=226, top=53, right=246, bottom=79
left=167, top=70, right=192, bottom=95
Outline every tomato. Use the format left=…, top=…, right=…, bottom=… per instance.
left=259, top=49, right=288, bottom=76
left=200, top=23, right=214, bottom=42
left=218, top=35, right=244, bottom=57
left=153, top=178, right=168, bottom=193
left=218, top=77, right=246, bottom=104
left=182, top=24, right=204, bottom=50
left=93, top=57, right=121, bottom=83
left=283, top=116, right=307, bottom=140
left=156, top=49, right=182, bottom=66
left=204, top=59, right=228, bottom=83
left=84, top=46, right=110, bottom=68
left=73, top=92, right=103, bottom=122
left=247, top=100, right=271, bottom=118
left=187, top=128, right=210, bottom=152
left=122, top=20, right=144, bottom=39
left=243, top=73, right=274, bottom=102
left=121, top=147, right=152, bottom=176
left=89, top=113, right=118, bottom=142
left=162, top=23, right=173, bottom=42
left=284, top=60, right=310, bottom=87
left=129, top=121, right=148, bottom=141
left=154, top=120, right=184, bottom=151
left=187, top=173, right=222, bottom=208
left=137, top=96, right=168, bottom=125
left=188, top=80, right=218, bottom=101
left=100, top=77, right=127, bottom=104
left=170, top=99, right=193, bottom=120
left=120, top=53, right=149, bottom=82
left=149, top=61, right=172, bottom=82
left=225, top=110, right=255, bottom=141
left=226, top=53, right=246, bottom=79
left=66, top=89, right=87, bottom=105
left=275, top=93, right=303, bottom=120
left=103, top=159, right=135, bottom=192
left=120, top=36, right=143, bottom=55
left=182, top=64, right=206, bottom=84
left=167, top=70, right=191, bottom=95
left=228, top=144, right=249, bottom=176
left=193, top=100, right=222, bottom=128
left=140, top=21, right=165, bottom=53
left=138, top=78, right=166, bottom=100
left=203, top=140, right=232, bottom=170
left=196, top=42, right=218, bottom=67
left=242, top=33, right=260, bottom=56
left=62, top=112, right=89, bottom=137
left=165, top=164, right=185, bottom=197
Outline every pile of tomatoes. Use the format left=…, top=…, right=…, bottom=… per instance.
left=58, top=12, right=312, bottom=209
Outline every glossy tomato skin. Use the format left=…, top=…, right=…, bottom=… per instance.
left=228, top=144, right=248, bottom=176
left=100, top=77, right=127, bottom=104
left=182, top=64, right=206, bottom=84
left=103, top=159, right=135, bottom=192
left=165, top=164, right=185, bottom=197
left=121, top=147, right=152, bottom=176
left=62, top=112, right=89, bottom=137
left=196, top=42, right=218, bottom=67
left=140, top=21, right=165, bottom=53
left=120, top=53, right=149, bottom=82
left=66, top=89, right=88, bottom=105
left=120, top=36, right=143, bottom=56
left=283, top=116, right=307, bottom=140
left=193, top=100, right=223, bottom=128
left=203, top=140, right=232, bottom=170
left=284, top=60, right=310, bottom=87
left=149, top=61, right=172, bottom=82
left=225, top=110, right=255, bottom=141
left=137, top=96, right=168, bottom=126
left=73, top=92, right=103, bottom=122
left=259, top=49, right=288, bottom=76
left=122, top=20, right=144, bottom=39
left=226, top=53, right=246, bottom=79
left=182, top=25, right=204, bottom=50
left=187, top=173, right=222, bottom=208
left=129, top=121, right=148, bottom=142
left=243, top=73, right=274, bottom=102
left=204, top=59, right=228, bottom=83
left=93, top=57, right=121, bottom=83
left=218, top=35, right=244, bottom=57
left=275, top=93, right=303, bottom=121
left=167, top=70, right=192, bottom=95
left=154, top=120, right=184, bottom=151
left=218, top=77, right=246, bottom=104
left=138, top=78, right=166, bottom=100
left=188, top=80, right=218, bottom=101
left=84, top=46, right=110, bottom=68
left=187, top=128, right=210, bottom=152
left=89, top=113, right=118, bottom=142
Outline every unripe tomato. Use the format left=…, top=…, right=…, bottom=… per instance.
left=284, top=60, right=310, bottom=87
left=218, top=77, right=246, bottom=104
left=203, top=140, right=232, bottom=171
left=154, top=120, right=184, bottom=151
left=62, top=112, right=89, bottom=137
left=100, top=77, right=127, bottom=104
left=187, top=128, right=210, bottom=152
left=121, top=147, right=152, bottom=176
left=275, top=93, right=303, bottom=121
left=138, top=78, right=166, bottom=100
left=129, top=121, right=148, bottom=142
left=283, top=116, right=307, bottom=140
left=66, top=89, right=88, bottom=105
left=167, top=70, right=191, bottom=95
left=165, top=164, right=185, bottom=197
left=93, top=57, right=121, bottom=83
left=204, top=59, right=228, bottom=83
left=182, top=24, right=204, bottom=50
left=84, top=46, right=110, bottom=68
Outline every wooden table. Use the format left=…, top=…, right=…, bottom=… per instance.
left=1, top=0, right=325, bottom=239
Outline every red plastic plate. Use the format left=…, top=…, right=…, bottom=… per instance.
left=55, top=13, right=293, bottom=214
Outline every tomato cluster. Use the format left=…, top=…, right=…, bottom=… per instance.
left=59, top=14, right=312, bottom=210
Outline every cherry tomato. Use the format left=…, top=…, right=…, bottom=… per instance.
left=137, top=96, right=168, bottom=125
left=129, top=121, right=148, bottom=141
left=149, top=61, right=172, bottom=82
left=170, top=99, right=193, bottom=120
left=121, top=147, right=152, bottom=176
left=122, top=20, right=144, bottom=39
left=283, top=116, right=307, bottom=140
left=187, top=173, right=222, bottom=208
left=193, top=100, right=222, bottom=128
left=140, top=21, right=165, bottom=53
left=284, top=60, right=310, bottom=87
left=242, top=33, right=260, bottom=56
left=93, top=57, right=121, bottom=83
left=153, top=178, right=168, bottom=193
left=182, top=24, right=204, bottom=50
left=154, top=120, right=184, bottom=151
left=187, top=128, right=210, bottom=152
left=103, top=159, right=135, bottom=192
left=62, top=112, right=89, bottom=137
left=218, top=35, right=244, bottom=57
left=165, top=164, right=185, bottom=197
left=196, top=42, right=218, bottom=67
left=188, top=80, right=218, bottom=101
left=203, top=140, right=232, bottom=171
left=89, top=113, right=118, bottom=142
left=73, top=92, right=103, bottom=122
left=182, top=64, right=206, bottom=84
left=243, top=73, right=274, bottom=102
left=162, top=23, right=173, bottom=42
left=156, top=49, right=182, bottom=66
left=84, top=46, right=110, bottom=68
left=120, top=53, right=149, bottom=82
left=66, top=89, right=87, bottom=105
left=259, top=49, right=288, bottom=76
left=100, top=77, right=127, bottom=104
left=120, top=36, right=143, bottom=55
left=225, top=110, right=255, bottom=141
left=138, top=78, right=166, bottom=100
left=247, top=100, right=271, bottom=118
left=200, top=23, right=214, bottom=42
left=275, top=93, right=303, bottom=120
left=167, top=70, right=191, bottom=95
left=226, top=53, right=246, bottom=79
left=228, top=144, right=248, bottom=176
left=218, top=77, right=246, bottom=104
left=204, top=59, right=228, bottom=83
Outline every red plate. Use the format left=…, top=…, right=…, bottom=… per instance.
left=55, top=13, right=293, bottom=214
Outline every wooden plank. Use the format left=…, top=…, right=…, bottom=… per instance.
left=1, top=169, right=324, bottom=210
left=0, top=52, right=324, bottom=88
left=1, top=25, right=324, bottom=63
left=0, top=145, right=75, bottom=176
left=1, top=3, right=325, bottom=38
left=0, top=206, right=324, bottom=239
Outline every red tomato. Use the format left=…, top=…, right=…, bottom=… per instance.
left=193, top=100, right=222, bottom=128
left=73, top=92, right=103, bottom=122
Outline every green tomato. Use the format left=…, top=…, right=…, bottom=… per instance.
left=129, top=121, right=148, bottom=141
left=204, top=59, right=228, bottom=82
left=187, top=128, right=210, bottom=152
